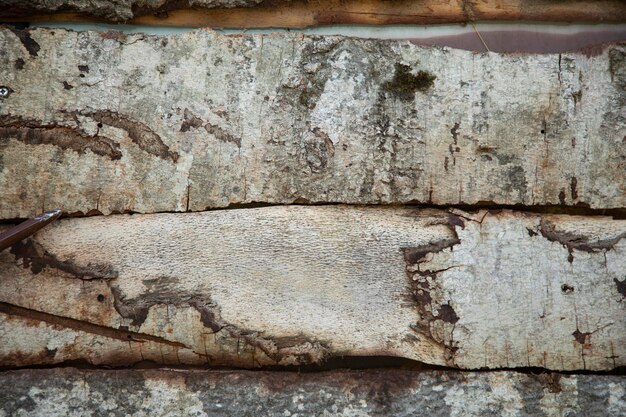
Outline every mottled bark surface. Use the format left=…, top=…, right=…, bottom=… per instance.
left=1, top=368, right=625, bottom=417
left=0, top=207, right=624, bottom=370
left=0, top=28, right=624, bottom=218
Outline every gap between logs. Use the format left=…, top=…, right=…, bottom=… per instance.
left=1, top=202, right=624, bottom=226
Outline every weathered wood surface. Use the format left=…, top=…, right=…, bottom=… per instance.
left=0, top=28, right=624, bottom=219
left=0, top=0, right=270, bottom=21
left=2, top=0, right=626, bottom=24
left=2, top=368, right=625, bottom=417
left=0, top=206, right=624, bottom=370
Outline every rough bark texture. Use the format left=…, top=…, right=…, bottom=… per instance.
left=1, top=0, right=625, bottom=24
left=0, top=206, right=624, bottom=370
left=0, top=28, right=624, bottom=218
left=0, top=0, right=271, bottom=21
left=1, top=368, right=625, bottom=417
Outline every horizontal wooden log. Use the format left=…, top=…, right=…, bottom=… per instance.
left=0, top=28, right=624, bottom=218
left=0, top=0, right=269, bottom=22
left=2, top=368, right=625, bottom=416
left=0, top=206, right=624, bottom=370
left=2, top=0, right=625, bottom=24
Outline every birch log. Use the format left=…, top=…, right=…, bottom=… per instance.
left=2, top=368, right=625, bottom=417
left=0, top=206, right=624, bottom=371
left=0, top=28, right=624, bottom=219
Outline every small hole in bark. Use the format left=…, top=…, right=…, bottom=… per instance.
left=540, top=129, right=545, bottom=134
left=561, top=284, right=574, bottom=293
left=97, top=122, right=103, bottom=128
left=97, top=294, right=105, bottom=302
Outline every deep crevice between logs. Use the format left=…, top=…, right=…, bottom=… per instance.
left=1, top=201, right=625, bottom=226
left=1, top=357, right=624, bottom=378
left=1, top=300, right=624, bottom=377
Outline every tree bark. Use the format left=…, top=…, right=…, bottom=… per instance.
left=0, top=28, right=624, bottom=218
left=0, top=0, right=272, bottom=22
left=2, top=368, right=625, bottom=416
left=0, top=206, right=624, bottom=370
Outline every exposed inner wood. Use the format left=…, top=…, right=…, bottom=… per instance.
left=0, top=207, right=624, bottom=371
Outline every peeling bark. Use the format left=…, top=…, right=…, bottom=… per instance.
left=9, top=238, right=118, bottom=278
left=75, top=110, right=179, bottom=162
left=0, top=114, right=122, bottom=160
left=0, top=28, right=624, bottom=218
left=0, top=207, right=624, bottom=370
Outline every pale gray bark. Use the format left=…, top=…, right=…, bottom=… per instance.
left=0, top=28, right=624, bottom=219
left=1, top=368, right=625, bottom=417
left=0, top=207, right=624, bottom=370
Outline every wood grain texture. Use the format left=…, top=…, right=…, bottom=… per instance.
left=2, top=0, right=625, bottom=24
left=2, top=368, right=625, bottom=417
left=0, top=28, right=624, bottom=218
left=0, top=206, right=624, bottom=370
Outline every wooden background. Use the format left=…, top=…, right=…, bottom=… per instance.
left=0, top=1, right=625, bottom=415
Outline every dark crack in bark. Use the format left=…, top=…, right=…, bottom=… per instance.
left=0, top=114, right=122, bottom=160
left=539, top=219, right=626, bottom=263
left=0, top=302, right=186, bottom=348
left=7, top=27, right=39, bottom=57
left=614, top=277, right=626, bottom=298
left=180, top=108, right=241, bottom=147
left=10, top=239, right=118, bottom=280
left=79, top=110, right=179, bottom=162
left=402, top=215, right=461, bottom=366
left=110, top=277, right=329, bottom=366
left=179, top=108, right=204, bottom=132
